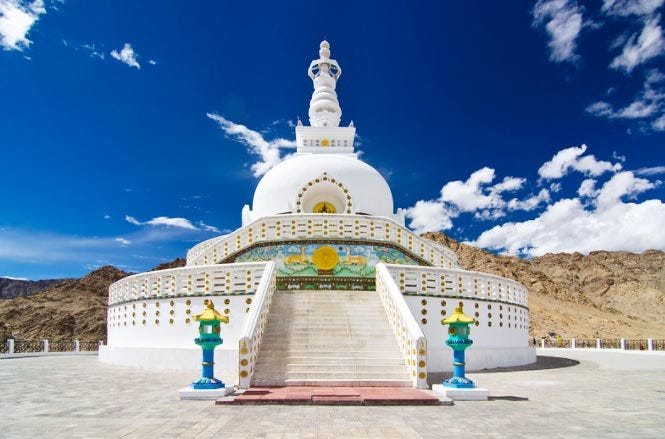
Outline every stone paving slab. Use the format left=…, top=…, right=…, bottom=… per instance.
left=1, top=353, right=664, bottom=438
left=222, top=386, right=440, bottom=405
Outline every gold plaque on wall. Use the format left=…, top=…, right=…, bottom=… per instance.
left=311, top=245, right=340, bottom=270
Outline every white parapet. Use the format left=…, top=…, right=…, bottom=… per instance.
left=432, top=384, right=489, bottom=401
left=237, top=262, right=277, bottom=388
left=186, top=214, right=460, bottom=269
left=376, top=263, right=428, bottom=388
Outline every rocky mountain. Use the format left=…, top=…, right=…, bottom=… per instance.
left=423, top=232, right=665, bottom=339
left=0, top=277, right=65, bottom=299
left=0, top=266, right=129, bottom=342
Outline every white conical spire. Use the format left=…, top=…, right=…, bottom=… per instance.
left=307, top=40, right=342, bottom=127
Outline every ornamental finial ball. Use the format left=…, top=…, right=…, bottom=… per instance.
left=319, top=40, right=330, bottom=59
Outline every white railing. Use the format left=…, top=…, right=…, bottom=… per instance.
left=108, top=262, right=270, bottom=305
left=237, top=262, right=277, bottom=388
left=385, top=264, right=529, bottom=308
left=186, top=214, right=460, bottom=269
left=375, top=263, right=428, bottom=388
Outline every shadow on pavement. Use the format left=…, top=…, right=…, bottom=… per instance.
left=427, top=356, right=580, bottom=386
left=488, top=395, right=529, bottom=401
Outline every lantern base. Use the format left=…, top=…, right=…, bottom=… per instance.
left=191, top=377, right=225, bottom=390
left=433, top=384, right=488, bottom=401
left=179, top=385, right=235, bottom=400
left=442, top=376, right=476, bottom=389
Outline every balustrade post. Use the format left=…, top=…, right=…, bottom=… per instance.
left=620, top=338, right=626, bottom=350
left=596, top=338, right=602, bottom=349
left=648, top=338, right=654, bottom=351
left=42, top=339, right=49, bottom=353
left=540, top=338, right=545, bottom=349
left=7, top=339, right=14, bottom=354
left=74, top=339, right=80, bottom=352
left=571, top=338, right=576, bottom=349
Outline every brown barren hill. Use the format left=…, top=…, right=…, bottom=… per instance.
left=422, top=232, right=665, bottom=340
left=0, top=266, right=129, bottom=343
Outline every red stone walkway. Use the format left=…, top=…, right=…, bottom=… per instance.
left=217, top=387, right=441, bottom=405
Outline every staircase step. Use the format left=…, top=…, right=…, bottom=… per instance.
left=249, top=379, right=414, bottom=387
left=250, top=290, right=412, bottom=387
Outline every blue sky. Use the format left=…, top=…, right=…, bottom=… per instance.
left=1, top=0, right=664, bottom=279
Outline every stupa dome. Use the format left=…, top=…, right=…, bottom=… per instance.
left=249, top=153, right=394, bottom=221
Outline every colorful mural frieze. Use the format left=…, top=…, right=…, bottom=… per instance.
left=233, top=243, right=421, bottom=278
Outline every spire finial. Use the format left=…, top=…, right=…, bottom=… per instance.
left=307, top=40, right=342, bottom=127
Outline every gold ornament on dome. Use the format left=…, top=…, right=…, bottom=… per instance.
left=312, top=246, right=340, bottom=270
left=313, top=201, right=336, bottom=213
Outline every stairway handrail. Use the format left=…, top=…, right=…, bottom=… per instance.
left=375, top=263, right=428, bottom=388
left=237, top=261, right=277, bottom=388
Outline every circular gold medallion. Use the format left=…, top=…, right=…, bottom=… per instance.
left=311, top=245, right=340, bottom=270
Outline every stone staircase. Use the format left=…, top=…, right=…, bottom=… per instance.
left=251, top=290, right=412, bottom=387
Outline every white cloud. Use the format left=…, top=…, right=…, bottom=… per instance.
left=537, top=144, right=622, bottom=180
left=148, top=59, right=156, bottom=65
left=0, top=0, right=46, bottom=51
left=404, top=168, right=541, bottom=233
left=111, top=43, right=140, bottom=69
left=103, top=214, right=111, bottom=219
left=125, top=215, right=199, bottom=230
left=198, top=221, right=221, bottom=233
left=115, top=237, right=131, bottom=246
left=602, top=0, right=664, bottom=17
left=636, top=165, right=665, bottom=174
left=82, top=43, right=104, bottom=60
left=610, top=15, right=665, bottom=72
left=473, top=171, right=663, bottom=256
left=532, top=0, right=585, bottom=63
left=577, top=178, right=598, bottom=197
left=653, top=112, right=665, bottom=129
left=207, top=113, right=296, bottom=177
left=506, top=189, right=551, bottom=211
left=586, top=69, right=665, bottom=130
left=1, top=275, right=28, bottom=280
left=400, top=200, right=454, bottom=234
left=550, top=182, right=562, bottom=192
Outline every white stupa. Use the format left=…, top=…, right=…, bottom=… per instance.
left=100, top=41, right=535, bottom=388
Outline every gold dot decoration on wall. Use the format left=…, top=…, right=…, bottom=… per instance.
left=421, top=318, right=427, bottom=325
left=169, top=319, right=174, bottom=325
left=474, top=303, right=479, bottom=309
left=142, top=303, right=147, bottom=308
left=186, top=299, right=191, bottom=306
left=441, top=309, right=447, bottom=315
left=246, top=298, right=252, bottom=304
left=240, top=359, right=248, bottom=366
left=421, top=299, right=427, bottom=306
left=224, top=298, right=231, bottom=305
left=488, top=321, right=492, bottom=327
left=475, top=320, right=480, bottom=327
left=170, top=300, right=174, bottom=306
left=142, top=319, right=146, bottom=325
left=185, top=318, right=191, bottom=324
left=155, top=302, right=160, bottom=308
left=224, top=308, right=230, bottom=314
left=420, top=309, right=427, bottom=315
left=155, top=319, right=159, bottom=325
left=186, top=309, right=191, bottom=315
left=240, top=371, right=248, bottom=378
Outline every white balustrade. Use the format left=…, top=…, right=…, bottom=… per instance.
left=375, top=263, right=428, bottom=388
left=186, top=214, right=460, bottom=269
left=384, top=264, right=529, bottom=308
left=108, top=262, right=270, bottom=306
left=237, top=262, right=277, bottom=388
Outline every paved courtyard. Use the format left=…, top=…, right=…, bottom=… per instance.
left=1, top=349, right=664, bottom=438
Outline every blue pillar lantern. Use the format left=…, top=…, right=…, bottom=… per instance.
left=191, top=299, right=229, bottom=390
left=441, top=302, right=476, bottom=389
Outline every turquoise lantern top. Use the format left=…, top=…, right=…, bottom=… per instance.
left=442, top=302, right=475, bottom=351
left=194, top=299, right=229, bottom=350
